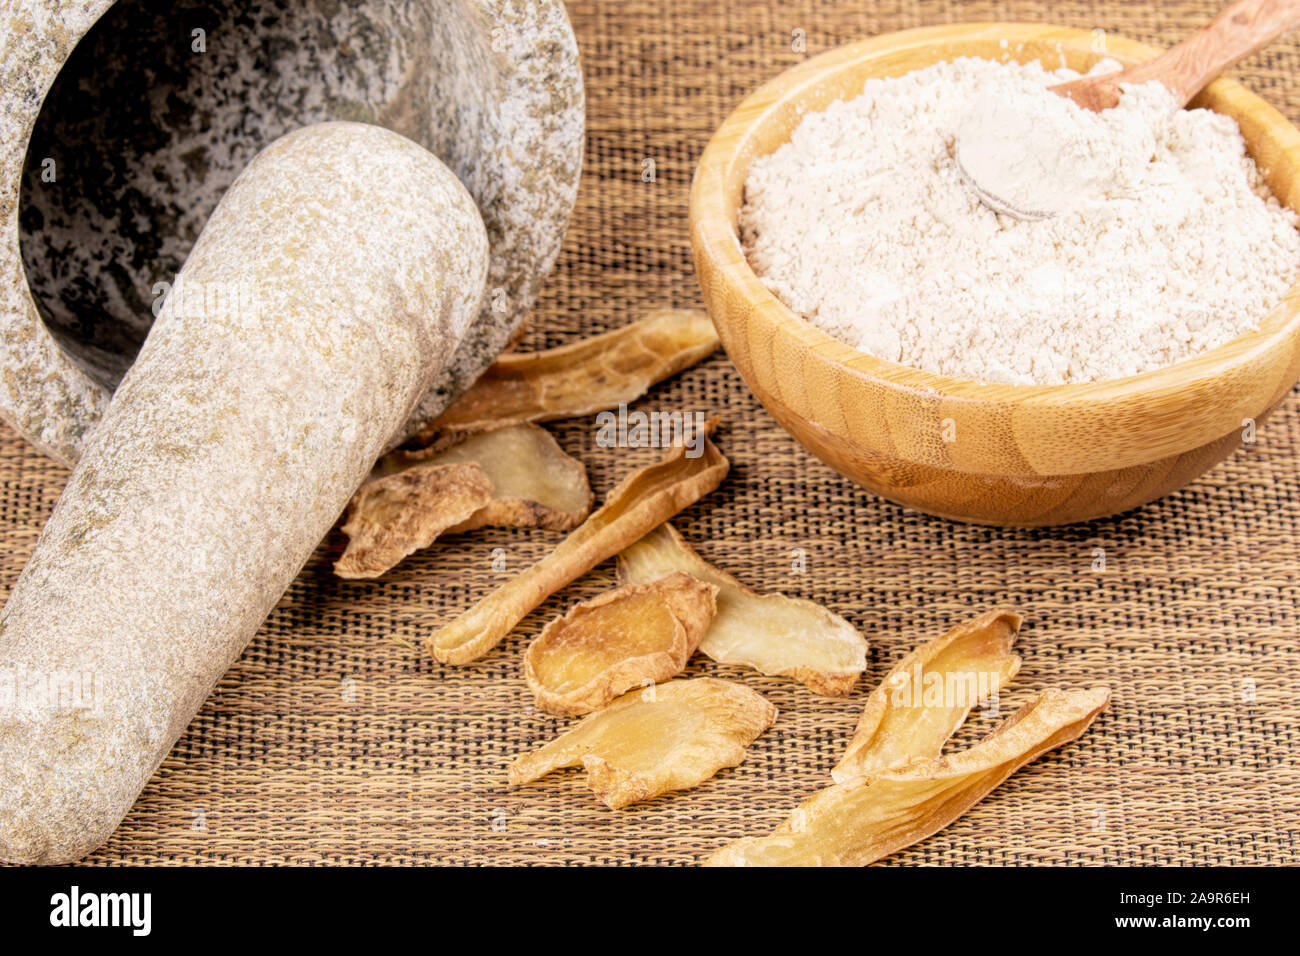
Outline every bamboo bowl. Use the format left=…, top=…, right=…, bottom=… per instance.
left=690, top=23, right=1300, bottom=526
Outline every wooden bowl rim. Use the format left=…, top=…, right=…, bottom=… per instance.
left=690, top=22, right=1300, bottom=414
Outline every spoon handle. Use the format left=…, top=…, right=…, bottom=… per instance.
left=1122, top=0, right=1300, bottom=106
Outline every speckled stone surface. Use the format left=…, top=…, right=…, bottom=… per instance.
left=3, top=0, right=583, bottom=466
left=0, top=121, right=488, bottom=864
left=0, top=0, right=113, bottom=464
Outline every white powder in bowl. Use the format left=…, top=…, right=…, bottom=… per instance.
left=739, top=57, right=1300, bottom=385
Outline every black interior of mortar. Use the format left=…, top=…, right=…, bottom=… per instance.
left=19, top=0, right=455, bottom=390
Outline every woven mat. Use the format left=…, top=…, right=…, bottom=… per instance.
left=4, top=0, right=1299, bottom=866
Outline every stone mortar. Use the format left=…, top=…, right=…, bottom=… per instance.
left=1, top=0, right=584, bottom=466
left=0, top=0, right=584, bottom=863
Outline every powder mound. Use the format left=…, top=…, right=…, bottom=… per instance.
left=955, top=70, right=1171, bottom=218
left=740, top=57, right=1300, bottom=385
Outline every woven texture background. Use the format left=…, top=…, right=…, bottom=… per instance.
left=4, top=0, right=1299, bottom=865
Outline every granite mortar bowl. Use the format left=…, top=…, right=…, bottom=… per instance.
left=690, top=23, right=1300, bottom=526
left=3, top=0, right=584, bottom=467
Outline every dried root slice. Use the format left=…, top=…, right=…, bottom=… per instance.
left=337, top=424, right=592, bottom=579
left=381, top=423, right=593, bottom=533
left=618, top=523, right=866, bottom=695
left=416, top=308, right=719, bottom=446
left=705, top=687, right=1109, bottom=866
left=335, top=463, right=494, bottom=579
left=427, top=422, right=728, bottom=664
left=832, top=609, right=1022, bottom=782
left=509, top=677, right=776, bottom=809
left=525, top=572, right=719, bottom=716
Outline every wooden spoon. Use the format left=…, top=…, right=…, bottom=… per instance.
left=1054, top=0, right=1300, bottom=112
left=960, top=0, right=1300, bottom=219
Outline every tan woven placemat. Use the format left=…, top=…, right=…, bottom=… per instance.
left=3, top=0, right=1298, bottom=866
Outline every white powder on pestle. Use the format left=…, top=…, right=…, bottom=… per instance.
left=740, top=57, right=1300, bottom=385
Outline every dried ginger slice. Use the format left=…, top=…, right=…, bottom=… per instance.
left=832, top=609, right=1022, bottom=782
left=617, top=523, right=866, bottom=695
left=705, top=687, right=1109, bottom=866
left=335, top=463, right=494, bottom=579
left=524, top=572, right=719, bottom=716
left=427, top=422, right=728, bottom=665
left=380, top=423, right=593, bottom=533
left=336, top=425, right=592, bottom=579
left=415, top=308, right=719, bottom=446
left=509, top=677, right=776, bottom=809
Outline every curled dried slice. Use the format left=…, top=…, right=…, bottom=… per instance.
left=427, top=423, right=728, bottom=664
left=509, top=677, right=776, bottom=809
left=525, top=572, right=719, bottom=716
left=381, top=423, right=593, bottom=533
left=705, top=687, right=1109, bottom=866
left=618, top=523, right=866, bottom=695
left=337, top=424, right=592, bottom=579
left=832, top=609, right=1022, bottom=782
left=335, top=463, right=494, bottom=579
left=416, top=308, right=719, bottom=446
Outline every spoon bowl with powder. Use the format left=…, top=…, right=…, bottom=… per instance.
left=957, top=0, right=1300, bottom=220
left=692, top=22, right=1300, bottom=526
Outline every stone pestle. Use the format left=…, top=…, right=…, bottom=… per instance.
left=0, top=122, right=489, bottom=863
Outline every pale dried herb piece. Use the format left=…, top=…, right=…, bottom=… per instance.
left=427, top=423, right=728, bottom=664
left=618, top=523, right=867, bottom=695
left=509, top=677, right=777, bottom=809
left=832, top=609, right=1022, bottom=782
left=415, top=308, right=719, bottom=446
left=337, top=425, right=591, bottom=578
left=525, top=572, right=719, bottom=716
left=704, top=687, right=1109, bottom=866
left=335, top=463, right=494, bottom=579
left=380, top=423, right=593, bottom=534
